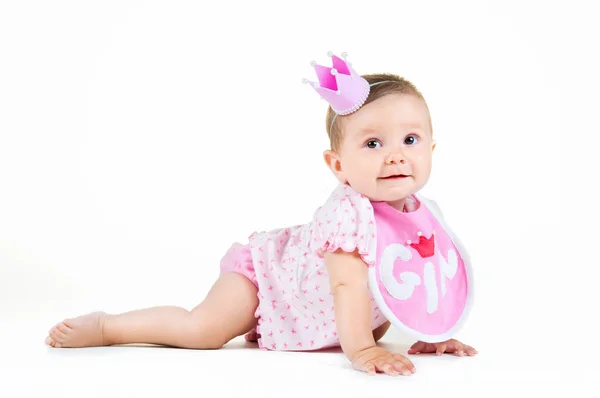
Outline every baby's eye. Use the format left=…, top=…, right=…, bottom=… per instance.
left=404, top=135, right=419, bottom=145
left=366, top=140, right=382, bottom=149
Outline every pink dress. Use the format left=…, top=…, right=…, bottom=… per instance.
left=219, top=183, right=468, bottom=351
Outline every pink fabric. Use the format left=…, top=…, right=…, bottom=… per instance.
left=371, top=198, right=468, bottom=338
left=219, top=184, right=467, bottom=351
left=219, top=243, right=258, bottom=288
left=242, top=184, right=383, bottom=351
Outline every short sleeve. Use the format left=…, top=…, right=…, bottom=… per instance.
left=310, top=184, right=377, bottom=267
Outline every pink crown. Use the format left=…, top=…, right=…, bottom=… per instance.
left=410, top=234, right=435, bottom=258
left=303, top=51, right=370, bottom=115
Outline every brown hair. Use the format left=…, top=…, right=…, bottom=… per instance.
left=325, top=73, right=431, bottom=152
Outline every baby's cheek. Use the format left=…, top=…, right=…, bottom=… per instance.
left=345, top=163, right=366, bottom=182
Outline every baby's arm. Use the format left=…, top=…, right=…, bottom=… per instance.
left=324, top=249, right=378, bottom=355
left=324, top=249, right=415, bottom=376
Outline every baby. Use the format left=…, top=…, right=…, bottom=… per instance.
left=45, top=52, right=477, bottom=376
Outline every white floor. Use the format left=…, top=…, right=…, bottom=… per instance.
left=2, top=314, right=597, bottom=398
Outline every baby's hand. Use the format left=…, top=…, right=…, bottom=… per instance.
left=407, top=338, right=478, bottom=357
left=351, top=346, right=416, bottom=376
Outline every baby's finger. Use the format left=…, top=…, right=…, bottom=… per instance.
left=364, top=363, right=376, bottom=376
left=391, top=360, right=413, bottom=376
left=380, top=362, right=400, bottom=376
left=436, top=342, right=447, bottom=356
left=408, top=341, right=424, bottom=354
left=449, top=342, right=463, bottom=356
left=409, top=341, right=423, bottom=350
left=394, top=354, right=416, bottom=373
left=465, top=346, right=478, bottom=356
left=444, top=340, right=458, bottom=351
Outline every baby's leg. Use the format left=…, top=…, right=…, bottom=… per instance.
left=45, top=272, right=258, bottom=349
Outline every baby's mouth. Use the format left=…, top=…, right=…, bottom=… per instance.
left=380, top=174, right=409, bottom=180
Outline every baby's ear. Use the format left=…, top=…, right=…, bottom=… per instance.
left=431, top=140, right=437, bottom=152
left=323, top=150, right=347, bottom=184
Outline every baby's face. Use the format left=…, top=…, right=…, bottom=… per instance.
left=331, top=93, right=435, bottom=205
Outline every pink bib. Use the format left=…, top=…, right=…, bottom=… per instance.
left=368, top=196, right=472, bottom=343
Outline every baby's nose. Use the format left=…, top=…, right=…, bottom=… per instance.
left=385, top=152, right=406, bottom=164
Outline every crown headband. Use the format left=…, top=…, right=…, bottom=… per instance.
left=303, top=51, right=395, bottom=135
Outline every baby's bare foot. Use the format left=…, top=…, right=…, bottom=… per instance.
left=45, top=311, right=107, bottom=348
left=244, top=330, right=260, bottom=342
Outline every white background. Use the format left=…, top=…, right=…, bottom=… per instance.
left=1, top=0, right=598, bottom=396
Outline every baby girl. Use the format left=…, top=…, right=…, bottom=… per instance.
left=45, top=52, right=477, bottom=376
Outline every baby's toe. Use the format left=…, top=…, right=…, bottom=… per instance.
left=50, top=327, right=66, bottom=343
left=45, top=335, right=63, bottom=348
left=56, top=322, right=71, bottom=335
left=245, top=332, right=258, bottom=342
